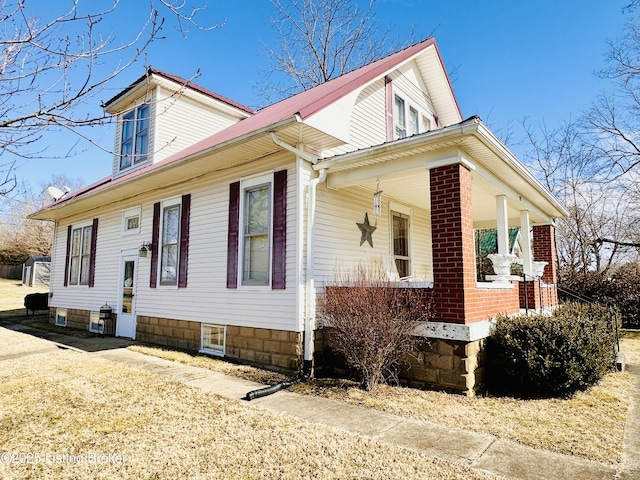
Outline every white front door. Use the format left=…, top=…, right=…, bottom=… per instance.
left=116, top=254, right=137, bottom=339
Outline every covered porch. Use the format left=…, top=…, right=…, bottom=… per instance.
left=314, top=117, right=568, bottom=394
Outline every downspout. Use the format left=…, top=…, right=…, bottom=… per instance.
left=305, top=167, right=327, bottom=373
left=245, top=132, right=326, bottom=400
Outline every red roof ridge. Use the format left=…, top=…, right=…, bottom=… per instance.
left=103, top=67, right=255, bottom=115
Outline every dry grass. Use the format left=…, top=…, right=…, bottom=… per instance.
left=0, top=328, right=496, bottom=480
left=2, top=278, right=636, bottom=467
left=621, top=330, right=640, bottom=365
left=129, top=341, right=637, bottom=465
left=0, top=277, right=48, bottom=316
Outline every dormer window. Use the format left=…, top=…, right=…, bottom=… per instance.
left=120, top=104, right=150, bottom=170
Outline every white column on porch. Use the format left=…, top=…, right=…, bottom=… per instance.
left=520, top=210, right=533, bottom=277
left=496, top=195, right=509, bottom=254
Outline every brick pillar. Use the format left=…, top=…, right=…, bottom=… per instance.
left=430, top=163, right=476, bottom=324
left=533, top=224, right=559, bottom=306
left=533, top=225, right=557, bottom=284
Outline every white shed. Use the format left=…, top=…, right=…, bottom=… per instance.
left=22, top=256, right=51, bottom=287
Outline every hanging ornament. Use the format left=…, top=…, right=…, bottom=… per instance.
left=373, top=179, right=382, bottom=217
left=357, top=212, right=376, bottom=248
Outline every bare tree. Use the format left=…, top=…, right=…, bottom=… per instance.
left=0, top=0, right=219, bottom=195
left=262, top=0, right=400, bottom=100
left=0, top=175, right=84, bottom=263
left=523, top=121, right=640, bottom=276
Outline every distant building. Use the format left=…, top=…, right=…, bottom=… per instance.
left=22, top=256, right=51, bottom=287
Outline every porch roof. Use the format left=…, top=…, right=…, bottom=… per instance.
left=315, top=116, right=569, bottom=225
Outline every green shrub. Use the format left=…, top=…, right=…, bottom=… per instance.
left=486, top=303, right=618, bottom=398
left=560, top=263, right=640, bottom=328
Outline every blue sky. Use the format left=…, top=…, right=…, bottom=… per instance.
left=9, top=0, right=629, bottom=192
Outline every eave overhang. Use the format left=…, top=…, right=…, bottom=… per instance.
left=29, top=116, right=337, bottom=222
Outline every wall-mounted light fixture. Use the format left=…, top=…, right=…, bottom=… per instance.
left=138, top=242, right=152, bottom=257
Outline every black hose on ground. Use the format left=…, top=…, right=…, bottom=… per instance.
left=245, top=360, right=312, bottom=401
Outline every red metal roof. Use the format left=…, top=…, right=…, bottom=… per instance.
left=103, top=68, right=255, bottom=115
left=160, top=37, right=459, bottom=164
left=37, top=38, right=459, bottom=213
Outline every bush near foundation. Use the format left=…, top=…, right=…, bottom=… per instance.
left=486, top=303, right=618, bottom=398
left=317, top=263, right=434, bottom=391
left=560, top=264, right=640, bottom=328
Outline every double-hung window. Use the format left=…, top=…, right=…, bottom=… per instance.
left=391, top=207, right=411, bottom=279
left=160, top=200, right=181, bottom=286
left=120, top=104, right=150, bottom=170
left=69, top=224, right=93, bottom=285
left=227, top=170, right=287, bottom=290
left=394, top=96, right=407, bottom=139
left=150, top=195, right=191, bottom=289
left=241, top=176, right=272, bottom=286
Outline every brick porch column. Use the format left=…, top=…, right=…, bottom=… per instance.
left=429, top=163, right=476, bottom=324
left=533, top=224, right=559, bottom=305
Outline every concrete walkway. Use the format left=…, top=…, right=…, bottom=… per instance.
left=2, top=321, right=637, bottom=480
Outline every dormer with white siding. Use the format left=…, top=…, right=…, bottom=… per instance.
left=103, top=68, right=254, bottom=180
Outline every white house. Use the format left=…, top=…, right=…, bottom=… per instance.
left=30, top=38, right=567, bottom=395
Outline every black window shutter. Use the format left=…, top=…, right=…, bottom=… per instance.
left=64, top=225, right=72, bottom=287
left=272, top=170, right=287, bottom=289
left=150, top=202, right=160, bottom=288
left=88, top=218, right=98, bottom=287
left=178, top=194, right=191, bottom=288
left=227, top=182, right=240, bottom=288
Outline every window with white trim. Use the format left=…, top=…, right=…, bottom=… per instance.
left=122, top=207, right=141, bottom=235
left=120, top=104, right=150, bottom=170
left=56, top=308, right=67, bottom=327
left=390, top=205, right=411, bottom=279
left=394, top=95, right=433, bottom=140
left=394, top=95, right=406, bottom=138
left=89, top=311, right=103, bottom=334
left=240, top=174, right=272, bottom=287
left=69, top=223, right=93, bottom=286
left=159, top=198, right=181, bottom=286
left=201, top=324, right=226, bottom=356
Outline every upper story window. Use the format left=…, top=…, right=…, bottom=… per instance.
left=120, top=104, right=150, bottom=170
left=394, top=95, right=432, bottom=140
left=69, top=223, right=93, bottom=285
left=394, top=96, right=406, bottom=138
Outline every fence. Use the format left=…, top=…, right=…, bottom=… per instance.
left=0, top=264, right=22, bottom=280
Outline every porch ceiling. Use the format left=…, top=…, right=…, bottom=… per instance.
left=317, top=117, right=568, bottom=226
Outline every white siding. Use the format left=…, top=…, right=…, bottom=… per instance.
left=51, top=153, right=301, bottom=332
left=111, top=85, right=246, bottom=178
left=391, top=61, right=437, bottom=128
left=323, top=78, right=387, bottom=158
left=314, top=185, right=433, bottom=285
left=152, top=86, right=242, bottom=163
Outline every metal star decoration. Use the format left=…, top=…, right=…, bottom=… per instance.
left=356, top=212, right=376, bottom=247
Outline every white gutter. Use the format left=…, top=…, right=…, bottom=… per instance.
left=269, top=131, right=319, bottom=164
left=269, top=132, right=325, bottom=370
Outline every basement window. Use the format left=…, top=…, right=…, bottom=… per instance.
left=89, top=311, right=103, bottom=334
left=55, top=308, right=67, bottom=327
left=201, top=324, right=226, bottom=356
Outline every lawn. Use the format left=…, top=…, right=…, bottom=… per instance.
left=129, top=342, right=635, bottom=465
left=0, top=327, right=495, bottom=480
left=1, top=278, right=637, bottom=472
